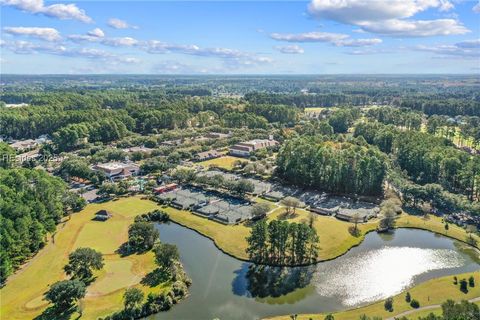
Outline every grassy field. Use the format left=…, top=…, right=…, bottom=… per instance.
left=304, top=107, right=326, bottom=112
left=0, top=196, right=165, bottom=320
left=165, top=205, right=378, bottom=261
left=396, top=213, right=480, bottom=249
left=266, top=271, right=480, bottom=320
left=197, top=155, right=246, bottom=170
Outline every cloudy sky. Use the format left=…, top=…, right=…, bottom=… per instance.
left=1, top=0, right=479, bottom=74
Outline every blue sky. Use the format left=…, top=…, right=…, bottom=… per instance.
left=1, top=0, right=479, bottom=74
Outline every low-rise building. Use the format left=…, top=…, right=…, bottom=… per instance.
left=160, top=139, right=183, bottom=147
left=154, top=183, right=178, bottom=194
left=206, top=132, right=231, bottom=140
left=122, top=146, right=153, bottom=155
left=229, top=139, right=278, bottom=157
left=93, top=162, right=140, bottom=180
left=194, top=150, right=222, bottom=162
left=10, top=139, right=38, bottom=151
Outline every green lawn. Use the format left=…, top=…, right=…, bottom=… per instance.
left=0, top=197, right=164, bottom=320
left=74, top=221, right=128, bottom=254
left=197, top=155, right=246, bottom=170
left=396, top=213, right=480, bottom=249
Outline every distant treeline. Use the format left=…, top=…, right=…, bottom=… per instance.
left=399, top=99, right=480, bottom=117
left=244, top=92, right=371, bottom=108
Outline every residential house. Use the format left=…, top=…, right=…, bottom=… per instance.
left=194, top=149, right=222, bottom=162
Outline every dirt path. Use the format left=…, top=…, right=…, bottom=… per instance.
left=386, top=296, right=480, bottom=320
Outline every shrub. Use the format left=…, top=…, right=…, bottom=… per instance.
left=405, top=292, right=411, bottom=302
left=460, top=278, right=469, bottom=293
left=172, top=281, right=188, bottom=297
left=384, top=297, right=393, bottom=312
left=469, top=276, right=475, bottom=287
left=410, top=299, right=420, bottom=308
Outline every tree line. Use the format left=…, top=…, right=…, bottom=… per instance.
left=354, top=122, right=480, bottom=202
left=246, top=219, right=319, bottom=265
left=0, top=167, right=86, bottom=284
left=276, top=137, right=387, bottom=196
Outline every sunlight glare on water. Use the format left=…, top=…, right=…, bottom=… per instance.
left=313, top=246, right=466, bottom=306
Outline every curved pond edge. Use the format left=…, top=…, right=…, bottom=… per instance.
left=167, top=215, right=480, bottom=267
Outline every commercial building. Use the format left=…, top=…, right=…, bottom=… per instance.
left=229, top=139, right=278, bottom=157
left=93, top=162, right=140, bottom=180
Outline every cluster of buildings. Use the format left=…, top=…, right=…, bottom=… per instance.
left=161, top=131, right=232, bottom=148
left=445, top=212, right=480, bottom=229
left=308, top=195, right=379, bottom=222
left=157, top=187, right=254, bottom=224
left=3, top=135, right=51, bottom=152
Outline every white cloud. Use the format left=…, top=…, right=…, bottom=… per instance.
left=335, top=38, right=382, bottom=47
left=68, top=31, right=138, bottom=47
left=107, top=18, right=137, bottom=29
left=101, top=37, right=138, bottom=47
left=270, top=31, right=382, bottom=47
left=345, top=48, right=394, bottom=55
left=143, top=40, right=272, bottom=67
left=2, top=39, right=141, bottom=65
left=3, top=26, right=61, bottom=41
left=308, top=0, right=453, bottom=23
left=307, top=0, right=467, bottom=37
left=414, top=40, right=480, bottom=59
left=270, top=31, right=348, bottom=43
left=87, top=28, right=104, bottom=38
left=1, top=0, right=92, bottom=23
left=456, top=39, right=480, bottom=49
left=474, top=2, right=480, bottom=13
left=275, top=45, right=305, bottom=54
left=360, top=19, right=469, bottom=37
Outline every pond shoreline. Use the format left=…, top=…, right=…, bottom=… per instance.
left=167, top=213, right=479, bottom=267
left=155, top=221, right=480, bottom=320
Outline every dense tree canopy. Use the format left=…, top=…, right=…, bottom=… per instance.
left=0, top=168, right=83, bottom=283
left=276, top=137, right=387, bottom=196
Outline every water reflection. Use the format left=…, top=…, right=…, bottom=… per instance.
left=153, top=224, right=479, bottom=320
left=313, top=246, right=466, bottom=306
left=233, top=264, right=315, bottom=302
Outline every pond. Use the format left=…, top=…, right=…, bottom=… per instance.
left=151, top=223, right=479, bottom=320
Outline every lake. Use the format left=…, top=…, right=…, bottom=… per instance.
left=151, top=222, right=479, bottom=320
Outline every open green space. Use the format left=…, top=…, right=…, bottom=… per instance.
left=0, top=197, right=165, bottom=320
left=396, top=213, right=480, bottom=249
left=197, top=155, right=246, bottom=170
